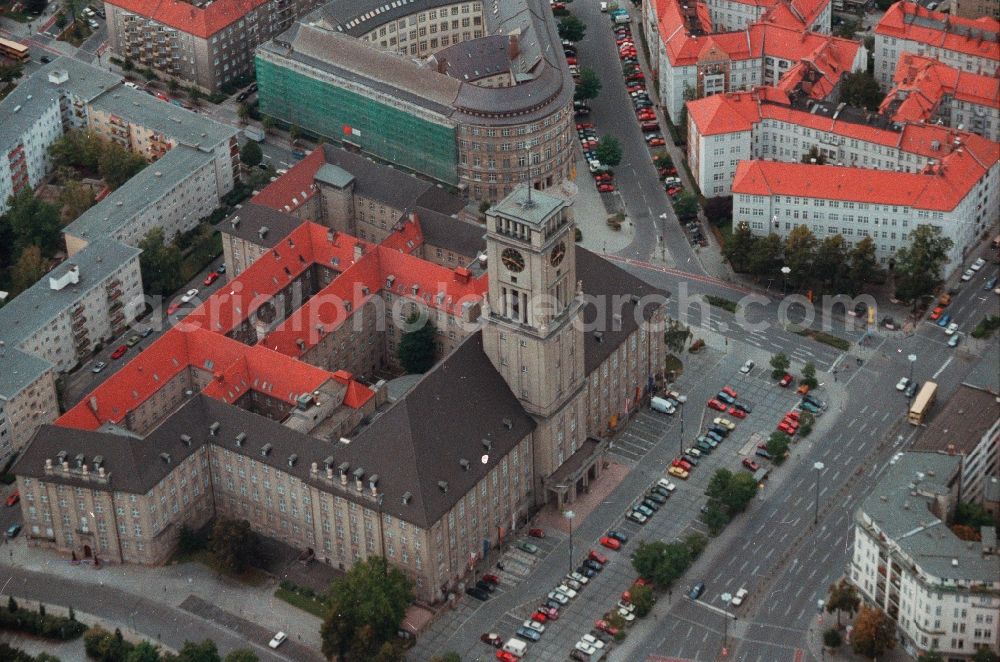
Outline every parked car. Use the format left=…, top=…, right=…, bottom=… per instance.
left=731, top=588, right=749, bottom=606
left=204, top=272, right=220, bottom=286
left=6, top=523, right=21, bottom=539
left=607, top=530, right=629, bottom=544
left=895, top=377, right=911, bottom=392
left=740, top=359, right=755, bottom=374
left=523, top=619, right=545, bottom=634
left=778, top=373, right=793, bottom=387
left=180, top=288, right=199, bottom=303
left=600, top=535, right=621, bottom=550
left=713, top=417, right=736, bottom=430
left=626, top=510, right=648, bottom=524
left=588, top=549, right=608, bottom=565
left=91, top=361, right=108, bottom=373
left=268, top=632, right=287, bottom=649
left=688, top=581, right=706, bottom=600
left=547, top=591, right=569, bottom=605
left=742, top=458, right=760, bottom=472
left=515, top=626, right=540, bottom=642
left=929, top=306, right=944, bottom=320
left=728, top=406, right=746, bottom=419
left=707, top=399, right=726, bottom=411
left=481, top=633, right=503, bottom=648
left=482, top=573, right=500, bottom=585
left=6, top=491, right=20, bottom=507
left=466, top=586, right=490, bottom=601
left=518, top=541, right=539, bottom=554
left=529, top=527, right=546, bottom=538
left=961, top=269, right=975, bottom=281
left=110, top=344, right=128, bottom=360
left=948, top=333, right=961, bottom=348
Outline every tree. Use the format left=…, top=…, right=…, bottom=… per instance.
left=398, top=313, right=436, bottom=373
left=894, top=225, right=954, bottom=304
left=11, top=246, right=49, bottom=294
left=823, top=628, right=843, bottom=649
left=138, top=228, right=184, bottom=296
left=261, top=116, right=276, bottom=134
left=848, top=236, right=883, bottom=294
left=174, top=639, right=222, bottom=662
left=769, top=352, right=790, bottom=379
left=629, top=583, right=655, bottom=617
left=236, top=103, right=250, bottom=123
left=594, top=136, right=622, bottom=167
left=724, top=223, right=758, bottom=273
left=683, top=532, right=708, bottom=558
left=126, top=641, right=163, bottom=662
left=49, top=129, right=103, bottom=171
left=721, top=472, right=757, bottom=515
left=188, top=88, right=204, bottom=106
left=784, top=225, right=816, bottom=289
left=813, top=235, right=849, bottom=293
left=851, top=605, right=896, bottom=659
left=826, top=579, right=861, bottom=626
left=574, top=67, right=602, bottom=101
left=558, top=15, right=586, bottom=42
left=3, top=190, right=62, bottom=257
left=701, top=500, right=730, bottom=535
left=631, top=540, right=669, bottom=581
left=0, top=62, right=24, bottom=84
left=840, top=72, right=883, bottom=111
left=672, top=191, right=699, bottom=221
left=748, top=233, right=783, bottom=277
left=766, top=432, right=790, bottom=465
left=704, top=196, right=732, bottom=227
left=663, top=318, right=692, bottom=354
left=24, top=0, right=48, bottom=13
left=289, top=124, right=301, bottom=141
left=917, top=652, right=945, bottom=662
left=801, top=362, right=817, bottom=389
left=209, top=518, right=258, bottom=574
left=167, top=78, right=180, bottom=93
left=223, top=650, right=259, bottom=662
left=55, top=13, right=68, bottom=29
left=973, top=649, right=1000, bottom=662
left=630, top=540, right=692, bottom=587
left=99, top=140, right=147, bottom=190
left=802, top=145, right=827, bottom=165
left=59, top=179, right=96, bottom=220
left=240, top=141, right=263, bottom=168
left=321, top=556, right=414, bottom=662
left=955, top=501, right=994, bottom=528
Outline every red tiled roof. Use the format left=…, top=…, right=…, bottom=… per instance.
left=250, top=148, right=326, bottom=212
left=731, top=153, right=990, bottom=210
left=882, top=53, right=1000, bottom=123
left=874, top=2, right=1000, bottom=64
left=105, top=0, right=269, bottom=40
left=688, top=91, right=766, bottom=134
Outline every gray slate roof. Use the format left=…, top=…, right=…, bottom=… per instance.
left=415, top=207, right=484, bottom=259
left=0, top=349, right=52, bottom=402
left=15, top=333, right=534, bottom=529
left=218, top=203, right=304, bottom=248
left=858, top=452, right=998, bottom=585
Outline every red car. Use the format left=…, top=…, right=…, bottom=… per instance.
left=777, top=421, right=796, bottom=435
left=647, top=137, right=666, bottom=146
left=594, top=173, right=613, bottom=182
left=537, top=606, right=559, bottom=620
left=641, top=122, right=659, bottom=131
left=497, top=651, right=518, bottom=662
left=531, top=611, right=548, bottom=623
left=637, top=112, right=656, bottom=121
left=588, top=549, right=608, bottom=564
left=785, top=411, right=800, bottom=422
left=722, top=386, right=738, bottom=398
left=674, top=457, right=693, bottom=471
left=781, top=417, right=799, bottom=430
left=742, top=458, right=760, bottom=472
left=778, top=373, right=793, bottom=387
left=203, top=272, right=219, bottom=286
left=707, top=399, right=726, bottom=411
left=598, top=184, right=615, bottom=193
left=659, top=166, right=677, bottom=176
left=529, top=528, right=546, bottom=538
left=576, top=122, right=594, bottom=129
left=110, top=344, right=128, bottom=360
left=482, top=573, right=500, bottom=585
left=595, top=619, right=620, bottom=636
left=600, top=535, right=621, bottom=550
left=6, top=491, right=19, bottom=507
left=728, top=406, right=746, bottom=419
left=929, top=306, right=943, bottom=320
left=626, top=73, right=645, bottom=81
left=166, top=302, right=180, bottom=315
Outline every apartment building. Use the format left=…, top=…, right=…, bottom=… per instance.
left=255, top=0, right=575, bottom=201
left=643, top=0, right=856, bottom=118
left=686, top=86, right=1000, bottom=197
left=873, top=2, right=999, bottom=89
left=104, top=0, right=322, bottom=93
left=0, top=359, right=58, bottom=467
left=731, top=156, right=994, bottom=272
left=914, top=385, right=1000, bottom=504
left=882, top=53, right=1000, bottom=143
left=952, top=0, right=1000, bottom=21
left=851, top=452, right=1000, bottom=660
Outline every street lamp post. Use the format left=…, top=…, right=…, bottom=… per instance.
left=720, top=593, right=732, bottom=652
left=781, top=266, right=791, bottom=294
left=564, top=510, right=575, bottom=576
left=907, top=353, right=917, bottom=384
left=678, top=401, right=685, bottom=456
left=813, top=461, right=825, bottom=524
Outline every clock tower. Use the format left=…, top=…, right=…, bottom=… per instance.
left=482, top=186, right=587, bottom=502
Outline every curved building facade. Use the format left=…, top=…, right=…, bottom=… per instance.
left=255, top=0, right=574, bottom=202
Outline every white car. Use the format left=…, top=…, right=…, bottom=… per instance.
left=581, top=633, right=605, bottom=650
left=617, top=607, right=636, bottom=622
left=971, top=257, right=986, bottom=271
left=626, top=510, right=647, bottom=524
left=895, top=377, right=911, bottom=391
left=945, top=321, right=959, bottom=335
left=547, top=591, right=569, bottom=605
left=656, top=478, right=677, bottom=492
left=180, top=288, right=199, bottom=303
left=617, top=600, right=636, bottom=613
left=961, top=269, right=975, bottom=281
left=564, top=578, right=582, bottom=591
left=268, top=632, right=287, bottom=649
left=555, top=584, right=578, bottom=599
left=713, top=417, right=736, bottom=431
left=575, top=641, right=598, bottom=655
left=686, top=447, right=702, bottom=458
left=740, top=359, right=755, bottom=374
left=600, top=1, right=609, bottom=11
left=731, top=588, right=749, bottom=607
left=569, top=571, right=590, bottom=585
left=523, top=619, right=545, bottom=633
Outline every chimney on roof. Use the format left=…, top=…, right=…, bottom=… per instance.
left=209, top=421, right=220, bottom=436
left=310, top=461, right=318, bottom=476
left=460, top=458, right=470, bottom=471
left=75, top=453, right=84, bottom=469
left=369, top=474, right=379, bottom=496
left=296, top=338, right=306, bottom=351
left=259, top=226, right=269, bottom=240
left=235, top=432, right=246, bottom=447
left=88, top=396, right=99, bottom=414
left=402, top=491, right=412, bottom=505
left=353, top=467, right=365, bottom=492
left=231, top=215, right=240, bottom=229
left=81, top=463, right=88, bottom=476
left=261, top=443, right=272, bottom=457
left=180, top=434, right=192, bottom=447
left=502, top=418, right=513, bottom=430
left=354, top=243, right=364, bottom=262
left=412, top=284, right=419, bottom=295
left=287, top=454, right=298, bottom=467
left=338, top=462, right=350, bottom=486
left=45, top=458, right=53, bottom=470
left=160, top=452, right=172, bottom=464
left=438, top=480, right=448, bottom=493
left=323, top=455, right=335, bottom=470
left=93, top=455, right=103, bottom=469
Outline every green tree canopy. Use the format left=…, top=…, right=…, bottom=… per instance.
left=724, top=223, right=757, bottom=273
left=840, top=72, right=883, bottom=111
left=3, top=190, right=62, bottom=257
left=704, top=197, right=732, bottom=226
left=848, top=236, right=883, bottom=293
left=595, top=136, right=622, bottom=167
left=766, top=432, right=790, bottom=465
left=0, top=62, right=24, bottom=84
left=59, top=179, right=96, bottom=221
left=748, top=233, right=783, bottom=277
left=99, top=141, right=147, bottom=190
left=851, top=605, right=896, bottom=659
left=321, top=556, right=414, bottom=662
left=784, top=225, right=816, bottom=289
left=917, top=651, right=945, bottom=662
left=972, top=649, right=1000, bottom=662
left=672, top=191, right=699, bottom=221
left=826, top=578, right=861, bottom=626
left=172, top=639, right=222, bottom=662
left=126, top=641, right=163, bottom=662
left=813, top=235, right=849, bottom=292
left=574, top=67, right=602, bottom=101
left=398, top=313, right=436, bottom=373
left=430, top=654, right=461, bottom=662
left=769, top=352, right=790, bottom=379
left=209, top=518, right=258, bottom=574
left=11, top=246, right=49, bottom=294
left=223, top=650, right=259, bottom=662
left=894, top=225, right=954, bottom=303
left=49, top=129, right=104, bottom=171
left=629, top=583, right=655, bottom=617
left=558, top=15, right=586, bottom=42
left=801, top=362, right=817, bottom=389
left=240, top=141, right=263, bottom=168
left=138, top=228, right=185, bottom=297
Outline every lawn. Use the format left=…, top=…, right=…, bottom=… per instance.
left=704, top=295, right=739, bottom=314
left=275, top=587, right=329, bottom=618
left=793, top=328, right=851, bottom=351
left=170, top=549, right=270, bottom=586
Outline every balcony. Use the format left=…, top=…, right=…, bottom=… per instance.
left=71, top=305, right=85, bottom=319
left=106, top=286, right=122, bottom=300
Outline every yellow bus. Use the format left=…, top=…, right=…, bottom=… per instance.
left=908, top=381, right=938, bottom=425
left=0, top=38, right=30, bottom=62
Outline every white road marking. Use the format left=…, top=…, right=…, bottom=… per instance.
left=932, top=357, right=953, bottom=379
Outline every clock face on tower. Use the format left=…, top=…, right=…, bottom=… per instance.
left=501, top=247, right=525, bottom=273
left=549, top=241, right=566, bottom=267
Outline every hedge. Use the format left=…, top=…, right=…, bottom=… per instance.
left=0, top=602, right=86, bottom=640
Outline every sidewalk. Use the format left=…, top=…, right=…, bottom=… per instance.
left=571, top=156, right=634, bottom=256
left=3, top=537, right=324, bottom=652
